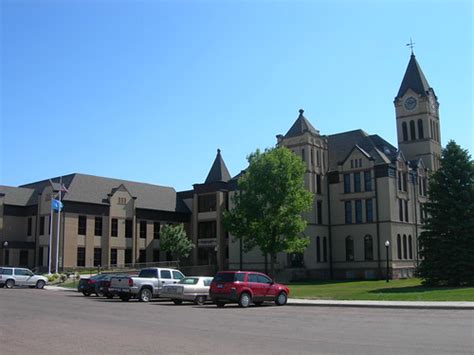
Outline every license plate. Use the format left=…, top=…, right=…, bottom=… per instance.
left=217, top=284, right=223, bottom=289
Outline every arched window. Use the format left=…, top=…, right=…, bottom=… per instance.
left=408, top=235, right=413, bottom=259
left=418, top=119, right=424, bottom=139
left=403, top=234, right=408, bottom=259
left=323, top=237, right=327, bottom=262
left=410, top=120, right=416, bottom=140
left=316, top=236, right=321, bottom=263
left=402, top=122, right=408, bottom=141
left=364, top=235, right=373, bottom=261
left=345, top=236, right=354, bottom=261
left=397, top=234, right=402, bottom=259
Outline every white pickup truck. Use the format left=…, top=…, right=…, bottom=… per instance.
left=109, top=267, right=185, bottom=302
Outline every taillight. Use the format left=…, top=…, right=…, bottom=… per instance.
left=128, top=278, right=133, bottom=287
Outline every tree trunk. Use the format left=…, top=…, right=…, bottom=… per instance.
left=270, top=253, right=275, bottom=279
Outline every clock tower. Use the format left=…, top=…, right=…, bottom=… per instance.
left=394, top=53, right=442, bottom=171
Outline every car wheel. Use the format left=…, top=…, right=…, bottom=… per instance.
left=238, top=292, right=251, bottom=308
left=120, top=295, right=131, bottom=302
left=216, top=301, right=225, bottom=308
left=96, top=290, right=105, bottom=297
left=82, top=291, right=91, bottom=297
left=172, top=299, right=183, bottom=305
left=254, top=301, right=264, bottom=306
left=5, top=279, right=14, bottom=289
left=139, top=288, right=152, bottom=302
left=194, top=296, right=206, bottom=305
left=36, top=280, right=45, bottom=289
left=275, top=291, right=288, bottom=306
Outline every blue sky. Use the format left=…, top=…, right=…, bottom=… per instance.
left=1, top=0, right=472, bottom=191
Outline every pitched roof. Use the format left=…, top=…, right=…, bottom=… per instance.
left=0, top=186, right=36, bottom=206
left=396, top=54, right=431, bottom=98
left=205, top=149, right=231, bottom=183
left=18, top=173, right=189, bottom=213
left=284, top=109, right=320, bottom=138
left=327, top=130, right=397, bottom=170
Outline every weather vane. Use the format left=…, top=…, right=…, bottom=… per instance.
left=406, top=38, right=415, bottom=55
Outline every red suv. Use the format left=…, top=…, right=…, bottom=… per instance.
left=210, top=271, right=289, bottom=308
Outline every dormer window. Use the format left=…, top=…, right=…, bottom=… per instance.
left=118, top=197, right=126, bottom=205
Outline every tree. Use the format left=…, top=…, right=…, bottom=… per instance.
left=223, top=147, right=313, bottom=277
left=160, top=224, right=195, bottom=265
left=416, top=141, right=474, bottom=286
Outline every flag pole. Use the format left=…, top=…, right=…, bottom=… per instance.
left=55, top=177, right=62, bottom=273
left=48, top=200, right=53, bottom=275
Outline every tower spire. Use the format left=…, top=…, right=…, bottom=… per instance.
left=406, top=38, right=415, bottom=55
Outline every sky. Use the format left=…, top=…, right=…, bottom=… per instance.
left=1, top=0, right=472, bottom=192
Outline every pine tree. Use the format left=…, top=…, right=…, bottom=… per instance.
left=416, top=141, right=474, bottom=286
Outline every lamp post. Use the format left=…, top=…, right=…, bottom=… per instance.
left=384, top=240, right=390, bottom=282
left=3, top=241, right=9, bottom=266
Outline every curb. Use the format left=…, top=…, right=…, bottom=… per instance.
left=287, top=299, right=474, bottom=310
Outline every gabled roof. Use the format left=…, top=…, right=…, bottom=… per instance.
left=18, top=173, right=189, bottom=213
left=0, top=186, right=36, bottom=206
left=327, top=130, right=397, bottom=170
left=396, top=54, right=432, bottom=98
left=284, top=109, right=320, bottom=138
left=205, top=149, right=231, bottom=183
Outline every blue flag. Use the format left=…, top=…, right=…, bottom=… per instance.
left=51, top=199, right=63, bottom=212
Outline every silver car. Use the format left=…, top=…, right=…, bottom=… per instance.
left=161, top=276, right=213, bottom=305
left=0, top=267, right=48, bottom=289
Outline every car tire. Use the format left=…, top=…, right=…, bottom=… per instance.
left=238, top=292, right=251, bottom=308
left=96, top=289, right=105, bottom=297
left=5, top=279, right=14, bottom=289
left=194, top=296, right=206, bottom=305
left=139, top=288, right=152, bottom=302
left=172, top=299, right=183, bottom=305
left=216, top=301, right=225, bottom=308
left=120, top=295, right=131, bottom=302
left=36, top=280, right=45, bottom=289
left=275, top=291, right=288, bottom=306
left=82, top=291, right=91, bottom=297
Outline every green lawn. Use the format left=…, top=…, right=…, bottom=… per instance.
left=288, top=279, right=474, bottom=301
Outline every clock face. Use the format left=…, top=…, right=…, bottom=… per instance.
left=404, top=96, right=417, bottom=111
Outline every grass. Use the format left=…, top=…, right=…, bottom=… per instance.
left=288, top=278, right=474, bottom=301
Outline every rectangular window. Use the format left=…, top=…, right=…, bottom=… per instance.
left=153, top=222, right=160, bottom=239
left=345, top=201, right=352, bottom=224
left=27, top=217, right=32, bottom=236
left=316, top=174, right=322, bottom=195
left=19, top=250, right=28, bottom=266
left=399, top=199, right=403, bottom=221
left=366, top=199, right=373, bottom=222
left=111, top=249, right=117, bottom=266
left=125, top=249, right=132, bottom=264
left=301, top=148, right=305, bottom=162
left=317, top=200, right=322, bottom=225
left=111, top=218, right=118, bottom=237
left=77, top=247, right=85, bottom=267
left=118, top=197, right=126, bottom=205
left=316, top=150, right=321, bottom=167
left=198, top=221, right=216, bottom=239
left=403, top=173, right=407, bottom=191
left=355, top=200, right=362, bottom=223
left=94, top=216, right=102, bottom=236
left=139, top=250, right=146, bottom=263
left=344, top=174, right=351, bottom=193
left=364, top=171, right=372, bottom=191
left=316, top=237, right=321, bottom=263
left=38, top=247, right=44, bottom=266
left=323, top=237, right=327, bottom=263
left=140, top=221, right=147, bottom=239
left=78, top=216, right=87, bottom=235
left=93, top=248, right=101, bottom=266
left=153, top=249, right=160, bottom=262
left=398, top=172, right=402, bottom=191
left=354, top=172, right=361, bottom=192
left=198, top=194, right=217, bottom=212
left=310, top=149, right=314, bottom=166
left=125, top=219, right=133, bottom=238
left=40, top=216, right=45, bottom=235
left=404, top=200, right=409, bottom=222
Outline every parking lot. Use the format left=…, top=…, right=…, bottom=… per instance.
left=1, top=287, right=472, bottom=355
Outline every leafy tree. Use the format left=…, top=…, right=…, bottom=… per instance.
left=416, top=141, right=474, bottom=286
left=160, top=224, right=195, bottom=265
left=223, top=147, right=313, bottom=277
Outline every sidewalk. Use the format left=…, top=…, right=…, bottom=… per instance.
left=288, top=298, right=474, bottom=310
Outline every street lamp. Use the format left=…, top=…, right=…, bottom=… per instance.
left=3, top=241, right=8, bottom=266
left=385, top=240, right=390, bottom=282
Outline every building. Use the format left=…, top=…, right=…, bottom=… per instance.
left=0, top=53, right=441, bottom=279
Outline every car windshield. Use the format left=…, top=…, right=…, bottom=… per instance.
left=179, top=277, right=199, bottom=285
left=213, top=273, right=244, bottom=283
